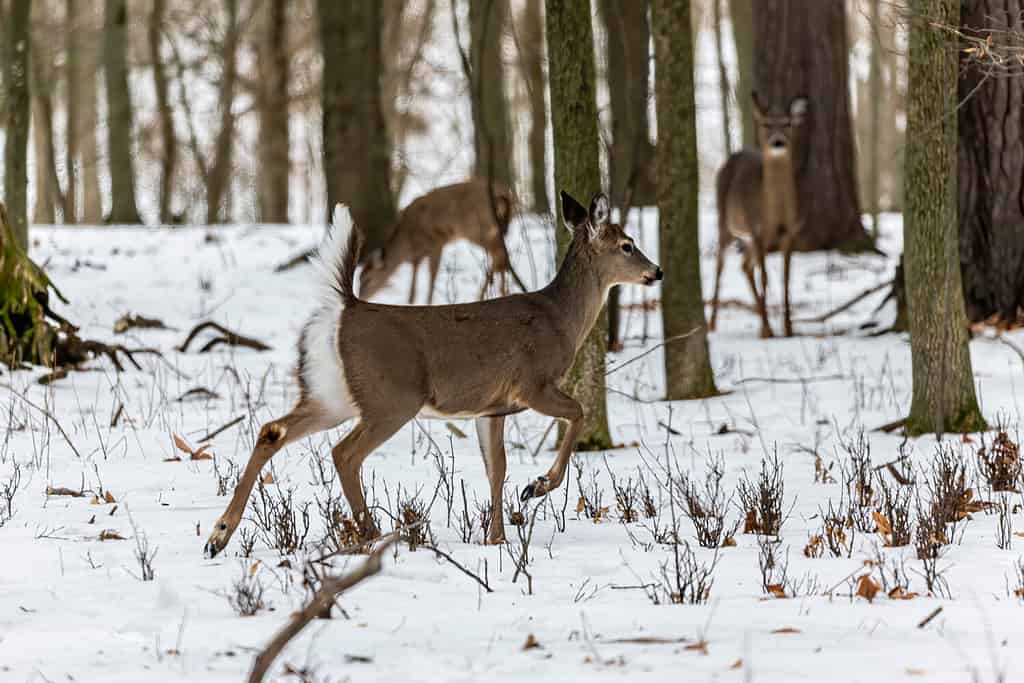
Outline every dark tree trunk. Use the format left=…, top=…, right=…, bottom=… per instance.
left=519, top=0, right=549, bottom=213
left=318, top=0, right=396, bottom=252
left=257, top=0, right=290, bottom=224
left=546, top=0, right=611, bottom=451
left=470, top=0, right=514, bottom=189
left=652, top=0, right=718, bottom=400
left=753, top=0, right=871, bottom=251
left=65, top=0, right=79, bottom=223
left=728, top=0, right=755, bottom=149
left=205, top=0, right=239, bottom=224
left=149, top=0, right=176, bottom=224
left=904, top=0, right=984, bottom=436
left=958, top=0, right=1024, bottom=324
left=4, top=0, right=32, bottom=248
left=76, top=0, right=103, bottom=224
left=102, top=0, right=143, bottom=224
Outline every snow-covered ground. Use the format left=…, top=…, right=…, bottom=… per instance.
left=1, top=210, right=1023, bottom=683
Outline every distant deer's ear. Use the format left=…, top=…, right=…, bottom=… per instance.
left=789, top=95, right=809, bottom=119
left=560, top=191, right=588, bottom=232
left=751, top=90, right=768, bottom=119
left=589, top=193, right=610, bottom=227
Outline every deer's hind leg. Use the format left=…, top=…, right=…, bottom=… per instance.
left=426, top=247, right=442, bottom=305
left=475, top=416, right=508, bottom=544
left=742, top=240, right=773, bottom=338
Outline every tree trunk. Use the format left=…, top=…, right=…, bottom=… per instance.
left=149, top=0, right=176, bottom=224
left=547, top=0, right=612, bottom=451
left=958, top=0, right=1024, bottom=325
left=728, top=0, right=755, bottom=149
left=102, top=0, right=142, bottom=224
left=601, top=0, right=655, bottom=209
left=318, top=0, right=396, bottom=252
left=257, top=0, right=290, bottom=224
left=519, top=0, right=549, bottom=213
left=470, top=0, right=514, bottom=189
left=904, top=0, right=984, bottom=437
left=76, top=0, right=103, bottom=224
left=753, top=0, right=870, bottom=251
left=713, top=0, right=733, bottom=157
left=65, top=0, right=79, bottom=223
left=204, top=0, right=240, bottom=225
left=32, top=79, right=57, bottom=224
left=651, top=0, right=717, bottom=400
left=3, top=0, right=32, bottom=248
left=867, top=0, right=881, bottom=239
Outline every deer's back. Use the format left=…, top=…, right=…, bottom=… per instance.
left=398, top=180, right=512, bottom=252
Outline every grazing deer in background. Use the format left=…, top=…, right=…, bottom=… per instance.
left=710, top=92, right=808, bottom=338
left=204, top=191, right=662, bottom=557
left=359, top=179, right=527, bottom=304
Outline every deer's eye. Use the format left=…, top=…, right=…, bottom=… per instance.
left=620, top=242, right=634, bottom=255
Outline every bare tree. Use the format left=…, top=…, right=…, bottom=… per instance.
left=4, top=0, right=33, bottom=247
left=103, top=0, right=143, bottom=224
left=257, top=0, right=290, bottom=224
left=517, top=0, right=549, bottom=213
left=469, top=0, right=514, bottom=188
left=149, top=0, right=176, bottom=224
left=75, top=0, right=103, bottom=224
left=728, top=0, right=755, bottom=148
left=65, top=0, right=79, bottom=223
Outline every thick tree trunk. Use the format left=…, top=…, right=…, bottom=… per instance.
left=31, top=97, right=56, bottom=225
left=867, top=0, right=881, bottom=239
left=76, top=0, right=103, bottom=224
left=102, top=0, right=142, bottom=224
left=728, top=0, right=755, bottom=149
left=519, top=0, right=549, bottom=213
left=65, top=0, right=79, bottom=223
left=713, top=0, right=733, bottom=157
left=205, top=0, right=239, bottom=225
left=753, top=0, right=871, bottom=251
left=652, top=0, right=717, bottom=400
left=318, top=0, right=396, bottom=252
left=149, top=0, right=176, bottom=224
left=601, top=0, right=655, bottom=209
left=470, top=0, right=514, bottom=189
left=3, top=0, right=32, bottom=248
left=904, top=0, right=984, bottom=436
left=257, top=0, right=290, bottom=224
left=958, top=0, right=1024, bottom=324
left=546, top=0, right=612, bottom=451
left=0, top=201, right=58, bottom=365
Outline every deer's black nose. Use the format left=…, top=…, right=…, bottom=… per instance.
left=654, top=267, right=663, bottom=281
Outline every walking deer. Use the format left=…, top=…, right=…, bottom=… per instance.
left=204, top=191, right=661, bottom=557
left=359, top=179, right=527, bottom=304
left=710, top=92, right=808, bottom=338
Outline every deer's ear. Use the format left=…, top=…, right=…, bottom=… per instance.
left=589, top=193, right=610, bottom=226
left=789, top=95, right=809, bottom=119
left=751, top=90, right=768, bottom=119
left=560, top=191, right=588, bottom=232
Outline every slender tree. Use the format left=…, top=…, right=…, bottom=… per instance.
left=257, top=0, right=290, bottom=224
left=103, top=0, right=143, bottom=224
left=204, top=0, right=240, bottom=224
left=76, top=0, right=103, bottom=224
left=728, top=0, right=755, bottom=149
left=904, top=0, right=984, bottom=436
left=867, top=0, right=881, bottom=239
left=546, top=0, right=612, bottom=450
left=651, top=0, right=717, bottom=400
left=65, top=0, right=79, bottom=223
left=469, top=0, right=514, bottom=188
left=317, top=0, right=396, bottom=252
left=4, top=0, right=32, bottom=248
left=519, top=0, right=549, bottom=213
left=149, top=0, right=176, bottom=224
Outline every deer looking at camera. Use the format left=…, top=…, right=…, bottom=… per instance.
left=710, top=92, right=808, bottom=338
left=359, top=179, right=527, bottom=304
left=204, top=191, right=661, bottom=557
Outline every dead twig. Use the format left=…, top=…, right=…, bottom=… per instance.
left=198, top=415, right=245, bottom=443
left=606, top=327, right=700, bottom=376
left=113, top=313, right=176, bottom=334
left=177, top=321, right=271, bottom=354
left=423, top=543, right=493, bottom=593
left=793, top=280, right=891, bottom=324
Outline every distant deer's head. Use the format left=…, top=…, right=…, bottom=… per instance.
left=358, top=245, right=400, bottom=300
left=752, top=91, right=808, bottom=159
left=560, top=191, right=662, bottom=288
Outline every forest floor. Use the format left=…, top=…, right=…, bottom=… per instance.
left=1, top=210, right=1022, bottom=683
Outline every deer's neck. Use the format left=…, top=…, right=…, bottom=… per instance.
left=544, top=241, right=608, bottom=352
left=761, top=153, right=799, bottom=228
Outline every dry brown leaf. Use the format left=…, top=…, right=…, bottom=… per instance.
left=771, top=627, right=801, bottom=634
left=163, top=455, right=183, bottom=462
left=729, top=658, right=743, bottom=670
left=103, top=491, right=116, bottom=504
left=190, top=446, right=213, bottom=461
left=684, top=640, right=708, bottom=655
left=743, top=509, right=759, bottom=534
left=45, top=486, right=83, bottom=497
left=856, top=574, right=881, bottom=602
left=262, top=472, right=275, bottom=485
left=872, top=511, right=893, bottom=543
left=766, top=584, right=787, bottom=599
left=575, top=497, right=587, bottom=514
left=522, top=634, right=541, bottom=651
left=721, top=535, right=737, bottom=548
left=888, top=587, right=919, bottom=600
left=99, top=529, right=125, bottom=541
left=172, top=433, right=192, bottom=454
left=803, top=535, right=823, bottom=558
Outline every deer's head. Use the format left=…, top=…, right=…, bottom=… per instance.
left=560, top=191, right=662, bottom=288
left=358, top=246, right=398, bottom=300
left=752, top=91, right=808, bottom=160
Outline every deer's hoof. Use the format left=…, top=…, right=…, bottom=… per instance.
left=520, top=476, right=550, bottom=501
left=204, top=520, right=231, bottom=559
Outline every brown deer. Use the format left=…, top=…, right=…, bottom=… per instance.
left=359, top=179, right=527, bottom=304
left=710, top=92, right=808, bottom=338
left=204, top=191, right=661, bottom=557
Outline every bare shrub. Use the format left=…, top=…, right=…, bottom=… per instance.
left=1009, top=557, right=1024, bottom=601
left=758, top=534, right=789, bottom=597
left=996, top=495, right=1013, bottom=551
left=605, top=461, right=643, bottom=523
left=658, top=541, right=717, bottom=605
left=251, top=483, right=312, bottom=556
left=0, top=461, right=22, bottom=527
left=877, top=476, right=913, bottom=547
left=737, top=449, right=787, bottom=536
left=226, top=563, right=267, bottom=616
left=927, top=444, right=971, bottom=525
left=129, top=514, right=156, bottom=582
left=213, top=458, right=240, bottom=497
left=237, top=527, right=257, bottom=558
left=573, top=459, right=608, bottom=522
left=393, top=487, right=432, bottom=550
left=679, top=455, right=739, bottom=548
left=977, top=421, right=1021, bottom=493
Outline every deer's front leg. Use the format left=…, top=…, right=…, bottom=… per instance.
left=781, top=233, right=796, bottom=337
left=475, top=416, right=507, bottom=544
left=520, top=387, right=583, bottom=501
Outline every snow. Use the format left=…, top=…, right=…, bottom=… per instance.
left=0, top=210, right=1022, bottom=683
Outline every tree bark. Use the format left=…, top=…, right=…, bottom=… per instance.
left=546, top=0, right=612, bottom=451
left=76, top=0, right=103, bottom=224
left=65, top=0, right=79, bottom=223
left=204, top=0, right=240, bottom=224
left=753, top=0, right=871, bottom=251
left=257, top=0, right=290, bottom=224
left=958, top=0, right=1024, bottom=325
left=728, top=0, right=755, bottom=149
left=867, top=0, right=881, bottom=239
left=3, top=0, right=32, bottom=248
left=149, top=0, right=176, bottom=224
left=470, top=0, right=514, bottom=189
left=102, top=0, right=142, bottom=224
left=317, top=0, right=396, bottom=252
left=713, top=0, right=733, bottom=157
left=652, top=0, right=717, bottom=400
left=519, top=0, right=549, bottom=213
left=904, top=0, right=984, bottom=436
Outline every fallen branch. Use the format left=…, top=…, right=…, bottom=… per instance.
left=873, top=417, right=907, bottom=434
left=733, top=374, right=845, bottom=386
left=197, top=415, right=245, bottom=443
left=793, top=280, right=891, bottom=324
left=273, top=247, right=317, bottom=273
left=423, top=543, right=493, bottom=593
left=606, top=327, right=700, bottom=376
left=248, top=533, right=399, bottom=683
left=177, top=321, right=271, bottom=354
left=113, top=313, right=176, bottom=334
left=917, top=606, right=943, bottom=629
